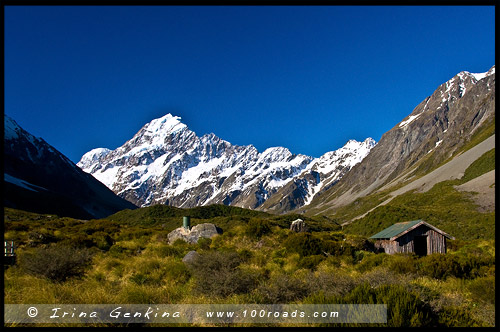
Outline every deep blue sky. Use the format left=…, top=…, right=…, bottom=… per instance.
left=5, top=6, right=495, bottom=163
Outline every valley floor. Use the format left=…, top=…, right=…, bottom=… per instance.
left=3, top=207, right=495, bottom=327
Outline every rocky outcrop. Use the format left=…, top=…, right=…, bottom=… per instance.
left=290, top=219, right=309, bottom=232
left=168, top=223, right=223, bottom=244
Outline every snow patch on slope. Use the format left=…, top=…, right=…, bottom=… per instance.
left=4, top=173, right=48, bottom=192
left=399, top=114, right=421, bottom=128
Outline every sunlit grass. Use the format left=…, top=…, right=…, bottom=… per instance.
left=4, top=205, right=495, bottom=327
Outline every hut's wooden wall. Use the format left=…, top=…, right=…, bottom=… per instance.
left=375, top=225, right=447, bottom=255
left=374, top=240, right=398, bottom=254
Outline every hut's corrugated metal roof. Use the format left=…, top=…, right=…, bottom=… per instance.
left=369, top=220, right=423, bottom=239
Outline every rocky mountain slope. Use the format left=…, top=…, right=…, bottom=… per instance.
left=78, top=114, right=375, bottom=210
left=304, top=65, right=495, bottom=217
left=4, top=115, right=137, bottom=219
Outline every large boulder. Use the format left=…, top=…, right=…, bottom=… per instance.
left=168, top=223, right=223, bottom=244
left=182, top=250, right=200, bottom=264
left=290, top=219, right=309, bottom=232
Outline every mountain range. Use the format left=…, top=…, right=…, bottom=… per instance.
left=4, top=65, right=494, bottom=221
left=77, top=115, right=376, bottom=211
left=304, top=65, right=495, bottom=218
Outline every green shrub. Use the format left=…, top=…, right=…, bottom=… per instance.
left=388, top=254, right=417, bottom=275
left=109, top=244, right=134, bottom=257
left=237, top=248, right=253, bottom=262
left=255, top=273, right=311, bottom=303
left=197, top=237, right=212, bottom=250
left=283, top=233, right=323, bottom=257
left=417, top=254, right=458, bottom=279
left=149, top=244, right=181, bottom=258
left=163, top=260, right=191, bottom=285
left=298, top=255, right=325, bottom=270
left=130, top=272, right=149, bottom=285
left=81, top=220, right=120, bottom=236
left=173, top=238, right=188, bottom=246
left=417, top=253, right=494, bottom=279
left=19, top=245, right=94, bottom=282
left=245, top=218, right=271, bottom=238
left=186, top=250, right=258, bottom=298
left=308, top=270, right=356, bottom=297
left=91, top=231, right=114, bottom=251
left=345, top=234, right=374, bottom=251
left=27, top=231, right=58, bottom=246
left=360, top=267, right=406, bottom=288
left=342, top=283, right=434, bottom=327
left=5, top=222, right=29, bottom=232
left=467, top=276, right=495, bottom=305
left=356, top=253, right=390, bottom=273
left=321, top=240, right=353, bottom=257
left=437, top=306, right=484, bottom=327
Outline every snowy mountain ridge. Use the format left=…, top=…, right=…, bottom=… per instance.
left=78, top=114, right=376, bottom=210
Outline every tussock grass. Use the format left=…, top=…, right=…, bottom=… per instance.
left=4, top=206, right=495, bottom=327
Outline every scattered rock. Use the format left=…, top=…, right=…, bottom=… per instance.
left=168, top=223, right=223, bottom=244
left=255, top=239, right=266, bottom=249
left=182, top=250, right=200, bottom=264
left=290, top=219, right=309, bottom=232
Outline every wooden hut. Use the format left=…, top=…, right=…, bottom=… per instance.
left=369, top=220, right=454, bottom=255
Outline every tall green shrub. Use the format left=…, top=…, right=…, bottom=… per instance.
left=19, top=245, right=94, bottom=282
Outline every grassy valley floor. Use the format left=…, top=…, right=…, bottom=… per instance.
left=3, top=205, right=495, bottom=327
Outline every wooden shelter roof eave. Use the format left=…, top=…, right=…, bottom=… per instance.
left=389, top=221, right=455, bottom=241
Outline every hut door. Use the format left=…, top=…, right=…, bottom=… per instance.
left=414, top=235, right=428, bottom=256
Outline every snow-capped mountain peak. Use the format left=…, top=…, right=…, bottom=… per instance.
left=4, top=115, right=22, bottom=140
left=145, top=113, right=187, bottom=136
left=78, top=148, right=112, bottom=171
left=469, top=65, right=495, bottom=82
left=78, top=114, right=376, bottom=210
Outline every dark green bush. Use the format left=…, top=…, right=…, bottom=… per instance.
left=27, top=231, right=57, bottom=246
left=81, top=220, right=120, bottom=235
left=308, top=271, right=356, bottom=297
left=388, top=254, right=418, bottom=275
left=187, top=250, right=258, bottom=298
left=108, top=244, right=130, bottom=256
left=437, top=306, right=484, bottom=327
left=283, top=233, right=323, bottom=257
left=163, top=261, right=191, bottom=285
left=255, top=273, right=311, bottom=303
left=345, top=234, right=374, bottom=251
left=298, top=255, right=325, bottom=270
left=152, top=245, right=181, bottom=258
left=417, top=254, right=458, bottom=279
left=197, top=237, right=212, bottom=250
left=59, top=234, right=94, bottom=248
left=19, top=245, right=94, bottom=282
left=91, top=231, right=114, bottom=251
left=417, top=253, right=494, bottom=279
left=129, top=272, right=149, bottom=285
left=5, top=222, right=29, bottom=232
left=245, top=218, right=271, bottom=238
left=467, top=276, right=495, bottom=305
left=355, top=253, right=390, bottom=273
left=322, top=240, right=353, bottom=257
left=237, top=248, right=253, bottom=262
left=342, top=283, right=434, bottom=327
